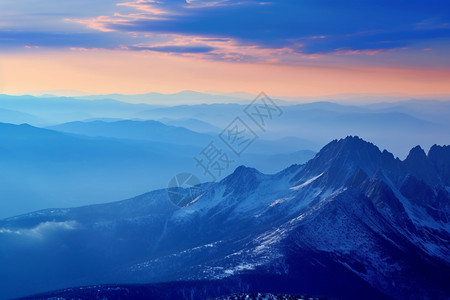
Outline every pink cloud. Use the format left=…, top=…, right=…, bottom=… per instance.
left=63, top=0, right=394, bottom=65
left=117, top=0, right=170, bottom=15
left=69, top=47, right=102, bottom=51
left=66, top=16, right=128, bottom=32
left=334, top=48, right=391, bottom=56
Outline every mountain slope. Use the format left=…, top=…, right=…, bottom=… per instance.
left=0, top=108, right=42, bottom=125
left=0, top=94, right=156, bottom=125
left=158, top=117, right=221, bottom=133
left=0, top=122, right=316, bottom=218
left=47, top=120, right=211, bottom=145
left=0, top=137, right=449, bottom=299
left=0, top=122, right=199, bottom=218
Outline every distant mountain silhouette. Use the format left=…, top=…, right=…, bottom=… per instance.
left=2, top=94, right=449, bottom=157
left=47, top=120, right=211, bottom=145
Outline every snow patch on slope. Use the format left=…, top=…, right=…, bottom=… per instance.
left=290, top=173, right=323, bottom=190
left=269, top=196, right=295, bottom=207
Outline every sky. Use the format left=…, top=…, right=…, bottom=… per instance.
left=1, top=0, right=450, bottom=98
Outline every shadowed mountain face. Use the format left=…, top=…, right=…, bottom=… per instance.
left=0, top=137, right=449, bottom=299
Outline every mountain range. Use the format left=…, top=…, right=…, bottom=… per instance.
left=2, top=93, right=449, bottom=157
left=1, top=136, right=448, bottom=299
left=0, top=121, right=315, bottom=218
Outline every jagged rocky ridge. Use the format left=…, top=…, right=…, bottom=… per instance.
left=0, top=136, right=449, bottom=300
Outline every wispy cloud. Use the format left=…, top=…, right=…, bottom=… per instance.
left=0, top=221, right=79, bottom=239
left=117, top=0, right=172, bottom=15
left=131, top=44, right=215, bottom=53
left=0, top=30, right=122, bottom=50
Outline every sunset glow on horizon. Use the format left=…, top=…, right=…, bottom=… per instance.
left=1, top=0, right=450, bottom=98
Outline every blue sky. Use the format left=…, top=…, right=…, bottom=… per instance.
left=2, top=1, right=450, bottom=62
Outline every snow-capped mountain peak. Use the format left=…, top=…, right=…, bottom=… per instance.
left=1, top=136, right=449, bottom=300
